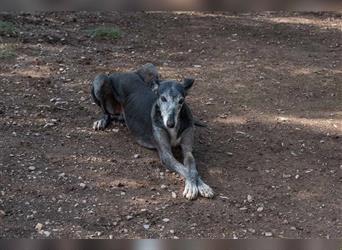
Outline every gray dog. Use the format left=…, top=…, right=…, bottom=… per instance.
left=91, top=66, right=213, bottom=200
left=91, top=63, right=160, bottom=130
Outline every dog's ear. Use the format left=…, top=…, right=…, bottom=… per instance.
left=183, top=78, right=195, bottom=92
left=152, top=80, right=160, bottom=95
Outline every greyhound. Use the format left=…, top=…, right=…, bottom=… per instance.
left=91, top=71, right=214, bottom=200
left=91, top=63, right=160, bottom=130
left=91, top=63, right=207, bottom=130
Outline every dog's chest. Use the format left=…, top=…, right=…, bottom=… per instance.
left=168, top=128, right=181, bottom=147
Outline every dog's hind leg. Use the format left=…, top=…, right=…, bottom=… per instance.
left=181, top=128, right=214, bottom=199
left=91, top=74, right=121, bottom=130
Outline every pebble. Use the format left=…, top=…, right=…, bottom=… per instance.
left=246, top=166, right=254, bottom=171
left=109, top=235, right=113, bottom=239
left=257, top=206, right=264, bottom=212
left=0, top=210, right=6, bottom=217
left=43, top=231, right=51, bottom=237
left=28, top=166, right=36, bottom=171
left=161, top=184, right=167, bottom=189
left=35, top=223, right=43, bottom=231
left=43, top=123, right=56, bottom=128
left=170, top=230, right=175, bottom=234
left=126, top=215, right=133, bottom=220
left=265, top=232, right=273, bottom=237
left=143, top=224, right=150, bottom=230
left=58, top=173, right=65, bottom=177
left=79, top=183, right=86, bottom=189
left=247, top=194, right=253, bottom=202
left=133, top=154, right=140, bottom=159
left=162, top=218, right=170, bottom=223
left=171, top=192, right=177, bottom=198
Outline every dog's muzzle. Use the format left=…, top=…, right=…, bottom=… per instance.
left=166, top=112, right=175, bottom=128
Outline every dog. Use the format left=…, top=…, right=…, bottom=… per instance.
left=91, top=70, right=214, bottom=200
left=91, top=63, right=207, bottom=130
left=91, top=63, right=160, bottom=130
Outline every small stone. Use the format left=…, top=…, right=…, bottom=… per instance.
left=79, top=183, right=86, bottom=189
left=295, top=174, right=300, bottom=179
left=126, top=215, right=133, bottom=220
left=290, top=226, right=297, bottom=231
left=143, top=224, right=150, bottom=230
left=170, top=230, right=175, bottom=234
left=161, top=184, right=167, bottom=189
left=35, top=223, right=43, bottom=231
left=0, top=210, right=6, bottom=217
left=247, top=194, right=253, bottom=202
left=162, top=218, right=170, bottom=223
left=265, top=232, right=273, bottom=237
left=257, top=206, right=264, bottom=212
left=120, top=191, right=126, bottom=196
left=109, top=235, right=113, bottom=239
left=123, top=229, right=128, bottom=233
left=43, top=123, right=55, bottom=128
left=171, top=192, right=177, bottom=198
left=246, top=166, right=254, bottom=171
left=28, top=166, right=36, bottom=171
left=283, top=173, right=291, bottom=178
left=43, top=231, right=51, bottom=237
left=239, top=207, right=247, bottom=211
left=248, top=228, right=256, bottom=233
left=133, top=154, right=140, bottom=159
left=58, top=173, right=65, bottom=177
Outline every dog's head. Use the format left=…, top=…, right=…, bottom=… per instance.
left=136, top=63, right=161, bottom=90
left=155, top=78, right=194, bottom=129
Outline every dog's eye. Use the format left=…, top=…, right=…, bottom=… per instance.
left=179, top=98, right=184, bottom=104
left=161, top=96, right=167, bottom=102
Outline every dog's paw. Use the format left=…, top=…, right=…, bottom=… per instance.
left=197, top=178, right=214, bottom=198
left=93, top=119, right=107, bottom=130
left=183, top=180, right=198, bottom=200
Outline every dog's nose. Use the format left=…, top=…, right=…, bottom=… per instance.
left=166, top=119, right=175, bottom=128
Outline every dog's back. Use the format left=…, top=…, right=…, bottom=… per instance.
left=109, top=72, right=158, bottom=148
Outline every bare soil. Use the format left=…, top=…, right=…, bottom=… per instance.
left=0, top=11, right=341, bottom=239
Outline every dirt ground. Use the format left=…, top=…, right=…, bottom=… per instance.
left=0, top=11, right=341, bottom=239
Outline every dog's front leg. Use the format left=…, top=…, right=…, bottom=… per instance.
left=154, top=128, right=199, bottom=200
left=181, top=128, right=214, bottom=199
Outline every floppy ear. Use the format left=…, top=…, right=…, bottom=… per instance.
left=152, top=80, right=160, bottom=95
left=183, top=78, right=195, bottom=92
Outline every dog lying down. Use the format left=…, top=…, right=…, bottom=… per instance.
left=91, top=64, right=214, bottom=200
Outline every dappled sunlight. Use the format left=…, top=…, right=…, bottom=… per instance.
left=10, top=65, right=52, bottom=78
left=215, top=115, right=248, bottom=125
left=261, top=16, right=342, bottom=31
left=215, top=113, right=342, bottom=134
